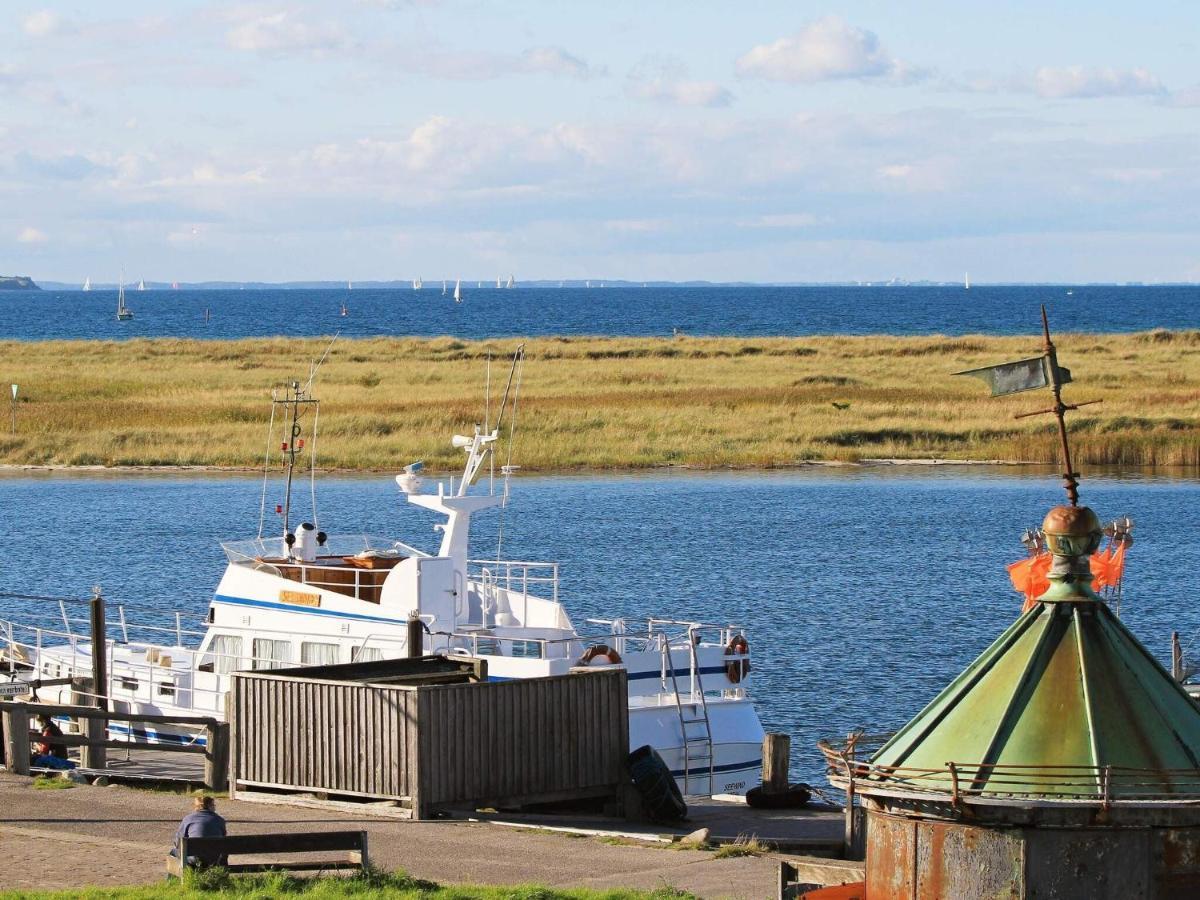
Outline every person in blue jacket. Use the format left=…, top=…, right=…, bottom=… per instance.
left=172, top=795, right=228, bottom=867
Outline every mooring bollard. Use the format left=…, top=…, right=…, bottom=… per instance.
left=763, top=732, right=791, bottom=792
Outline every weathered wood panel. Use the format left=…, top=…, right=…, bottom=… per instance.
left=230, top=665, right=627, bottom=817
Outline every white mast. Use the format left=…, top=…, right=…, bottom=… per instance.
left=965, top=271, right=970, bottom=290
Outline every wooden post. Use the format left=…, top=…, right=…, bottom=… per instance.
left=205, top=722, right=230, bottom=792
left=844, top=774, right=856, bottom=858
left=407, top=613, right=422, bottom=658
left=1172, top=631, right=1184, bottom=682
left=89, top=590, right=108, bottom=711
left=2, top=704, right=31, bottom=775
left=762, top=733, right=791, bottom=793
left=79, top=714, right=107, bottom=769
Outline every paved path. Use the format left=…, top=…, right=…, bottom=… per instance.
left=0, top=773, right=780, bottom=897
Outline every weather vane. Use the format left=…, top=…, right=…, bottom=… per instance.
left=954, top=305, right=1101, bottom=506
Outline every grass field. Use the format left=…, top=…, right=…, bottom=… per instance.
left=0, top=867, right=698, bottom=899
left=0, top=331, right=1196, bottom=471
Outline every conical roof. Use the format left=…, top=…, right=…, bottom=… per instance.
left=871, top=597, right=1200, bottom=797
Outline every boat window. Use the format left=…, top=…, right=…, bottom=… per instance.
left=158, top=683, right=176, bottom=698
left=352, top=646, right=384, bottom=663
left=301, top=642, right=339, bottom=666
left=120, top=676, right=139, bottom=691
left=252, top=638, right=291, bottom=670
left=208, top=634, right=244, bottom=674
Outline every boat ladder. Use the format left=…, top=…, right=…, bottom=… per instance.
left=662, top=628, right=714, bottom=796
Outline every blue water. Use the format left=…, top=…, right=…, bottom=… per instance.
left=4, top=467, right=1198, bottom=782
left=1, top=285, right=1196, bottom=341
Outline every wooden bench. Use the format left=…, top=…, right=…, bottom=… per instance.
left=166, top=830, right=369, bottom=878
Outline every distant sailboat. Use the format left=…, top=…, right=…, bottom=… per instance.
left=203, top=308, right=212, bottom=324
left=506, top=274, right=515, bottom=289
left=442, top=280, right=447, bottom=295
left=453, top=278, right=462, bottom=303
left=477, top=281, right=482, bottom=289
left=82, top=277, right=92, bottom=292
left=171, top=281, right=179, bottom=290
left=496, top=277, right=502, bottom=289
left=413, top=277, right=422, bottom=290
left=339, top=301, right=348, bottom=317
left=347, top=280, right=353, bottom=291
left=586, top=280, right=591, bottom=288
left=137, top=279, right=146, bottom=291
left=964, top=272, right=970, bottom=290
left=116, top=275, right=133, bottom=321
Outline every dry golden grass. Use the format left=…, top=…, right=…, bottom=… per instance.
left=0, top=331, right=1197, bottom=471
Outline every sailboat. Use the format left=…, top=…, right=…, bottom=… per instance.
left=441, top=280, right=447, bottom=296
left=137, top=279, right=146, bottom=291
left=496, top=277, right=502, bottom=289
left=413, top=277, right=422, bottom=290
left=347, top=280, right=353, bottom=291
left=506, top=274, right=515, bottom=289
left=116, top=275, right=133, bottom=321
left=964, top=272, right=970, bottom=290
left=82, top=277, right=91, bottom=292
left=453, top=278, right=462, bottom=303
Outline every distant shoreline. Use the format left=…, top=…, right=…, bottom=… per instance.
left=32, top=280, right=1198, bottom=291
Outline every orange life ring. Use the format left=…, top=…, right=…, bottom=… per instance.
left=725, top=635, right=751, bottom=684
left=578, top=644, right=622, bottom=666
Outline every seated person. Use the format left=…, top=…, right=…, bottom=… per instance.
left=31, top=713, right=74, bottom=770
left=171, top=795, right=228, bottom=867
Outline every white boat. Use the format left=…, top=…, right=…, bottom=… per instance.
left=347, top=280, right=353, bottom=291
left=964, top=272, right=970, bottom=290
left=116, top=275, right=133, bottom=321
left=496, top=277, right=502, bottom=289
left=5, top=358, right=764, bottom=796
left=506, top=274, right=515, bottom=289
left=442, top=280, right=447, bottom=295
left=413, top=278, right=422, bottom=290
left=82, top=277, right=91, bottom=292
left=453, top=278, right=461, bottom=303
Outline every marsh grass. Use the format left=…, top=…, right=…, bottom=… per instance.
left=0, top=333, right=1196, bottom=471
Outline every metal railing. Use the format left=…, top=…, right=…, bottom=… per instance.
left=819, top=733, right=1200, bottom=804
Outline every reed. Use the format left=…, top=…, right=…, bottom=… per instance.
left=0, top=332, right=1196, bottom=471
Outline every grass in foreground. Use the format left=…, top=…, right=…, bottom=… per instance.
left=0, top=868, right=697, bottom=900
left=1, top=332, right=1197, bottom=470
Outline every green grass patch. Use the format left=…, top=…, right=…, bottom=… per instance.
left=31, top=775, right=75, bottom=790
left=0, top=867, right=698, bottom=899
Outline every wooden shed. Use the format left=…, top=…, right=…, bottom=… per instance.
left=229, top=655, right=629, bottom=819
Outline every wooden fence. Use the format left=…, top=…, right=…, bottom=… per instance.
left=0, top=700, right=229, bottom=790
left=230, top=664, right=629, bottom=818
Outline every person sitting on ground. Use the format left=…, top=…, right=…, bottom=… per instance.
left=172, top=795, right=228, bottom=868
left=31, top=713, right=74, bottom=770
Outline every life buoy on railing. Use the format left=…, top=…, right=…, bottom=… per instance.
left=577, top=644, right=622, bottom=666
left=725, top=635, right=750, bottom=684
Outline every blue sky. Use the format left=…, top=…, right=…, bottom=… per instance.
left=2, top=1, right=1198, bottom=282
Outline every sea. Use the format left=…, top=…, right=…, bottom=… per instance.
left=3, top=467, right=1198, bottom=783
left=1, top=283, right=1197, bottom=340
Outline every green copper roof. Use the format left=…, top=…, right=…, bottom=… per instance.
left=871, top=598, right=1200, bottom=797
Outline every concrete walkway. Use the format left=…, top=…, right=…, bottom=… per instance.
left=0, top=773, right=786, bottom=898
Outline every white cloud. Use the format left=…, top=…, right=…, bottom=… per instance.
left=23, top=10, right=65, bottom=37
left=227, top=11, right=348, bottom=57
left=736, top=17, right=923, bottom=84
left=521, top=47, right=602, bottom=80
left=738, top=213, right=818, bottom=228
left=626, top=57, right=732, bottom=108
left=17, top=227, right=48, bottom=244
left=627, top=77, right=733, bottom=108
left=1033, top=66, right=1165, bottom=99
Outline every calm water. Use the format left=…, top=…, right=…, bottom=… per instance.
left=2, top=285, right=1197, bottom=340
left=3, top=467, right=1198, bottom=782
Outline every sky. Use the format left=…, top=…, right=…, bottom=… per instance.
left=2, top=1, right=1199, bottom=283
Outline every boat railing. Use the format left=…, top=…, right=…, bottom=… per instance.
left=467, top=559, right=559, bottom=606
